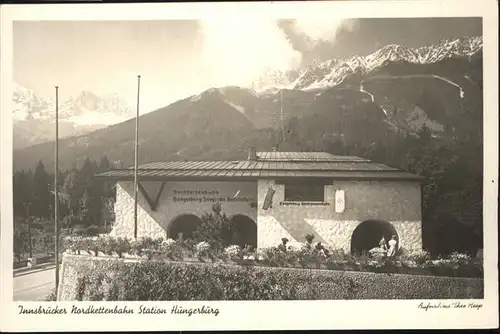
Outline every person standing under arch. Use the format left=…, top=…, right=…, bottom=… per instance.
left=387, top=235, right=398, bottom=257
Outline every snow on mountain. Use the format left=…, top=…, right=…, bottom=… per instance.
left=13, top=85, right=134, bottom=125
left=12, top=83, right=53, bottom=122
left=61, top=91, right=134, bottom=126
left=13, top=84, right=135, bottom=148
left=254, top=36, right=482, bottom=92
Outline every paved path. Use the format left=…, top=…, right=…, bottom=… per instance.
left=13, top=265, right=57, bottom=301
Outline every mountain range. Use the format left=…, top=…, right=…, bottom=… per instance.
left=252, top=36, right=482, bottom=91
left=13, top=36, right=483, bottom=172
left=13, top=84, right=134, bottom=149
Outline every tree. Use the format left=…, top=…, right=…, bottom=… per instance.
left=32, top=160, right=51, bottom=218
left=192, top=203, right=232, bottom=250
left=100, top=196, right=115, bottom=227
left=62, top=169, right=81, bottom=217
left=98, top=155, right=111, bottom=172
left=78, top=157, right=102, bottom=226
left=13, top=170, right=34, bottom=218
left=79, top=190, right=92, bottom=227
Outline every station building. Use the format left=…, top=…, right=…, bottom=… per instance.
left=96, top=149, right=424, bottom=254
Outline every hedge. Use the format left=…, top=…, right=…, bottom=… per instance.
left=57, top=254, right=484, bottom=301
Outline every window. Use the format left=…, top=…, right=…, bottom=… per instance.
left=283, top=180, right=325, bottom=202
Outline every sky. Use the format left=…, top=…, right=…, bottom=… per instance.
left=14, top=17, right=482, bottom=114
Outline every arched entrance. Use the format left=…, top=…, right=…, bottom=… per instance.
left=167, top=214, right=202, bottom=240
left=229, top=215, right=257, bottom=249
left=350, top=220, right=398, bottom=255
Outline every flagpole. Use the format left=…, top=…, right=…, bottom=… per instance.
left=280, top=89, right=284, bottom=147
left=54, top=85, right=60, bottom=291
left=134, top=75, right=141, bottom=239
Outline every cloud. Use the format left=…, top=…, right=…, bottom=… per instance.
left=197, top=16, right=302, bottom=88
left=196, top=14, right=357, bottom=88
left=292, top=17, right=359, bottom=49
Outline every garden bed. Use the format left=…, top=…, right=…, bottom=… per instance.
left=60, top=235, right=484, bottom=279
left=57, top=254, right=484, bottom=301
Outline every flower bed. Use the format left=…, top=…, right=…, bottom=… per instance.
left=60, top=236, right=484, bottom=279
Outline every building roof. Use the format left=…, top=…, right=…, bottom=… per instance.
left=96, top=151, right=423, bottom=182
left=255, top=151, right=369, bottom=162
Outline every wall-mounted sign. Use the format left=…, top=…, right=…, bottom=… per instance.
left=172, top=189, right=254, bottom=204
left=335, top=190, right=345, bottom=213
left=262, top=187, right=275, bottom=210
left=279, top=201, right=330, bottom=207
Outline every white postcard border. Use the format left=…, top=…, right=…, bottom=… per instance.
left=1, top=1, right=498, bottom=331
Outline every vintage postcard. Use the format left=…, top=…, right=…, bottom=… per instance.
left=0, top=0, right=498, bottom=331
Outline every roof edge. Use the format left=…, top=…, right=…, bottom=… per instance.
left=95, top=173, right=425, bottom=182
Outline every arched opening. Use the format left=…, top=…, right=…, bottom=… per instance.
left=229, top=215, right=257, bottom=249
left=167, top=214, right=202, bottom=240
left=351, top=220, right=398, bottom=255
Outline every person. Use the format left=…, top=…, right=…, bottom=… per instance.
left=177, top=232, right=184, bottom=243
left=315, top=242, right=330, bottom=257
left=379, top=236, right=388, bottom=251
left=387, top=235, right=398, bottom=257
left=278, top=238, right=288, bottom=252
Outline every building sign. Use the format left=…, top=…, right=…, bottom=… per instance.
left=262, top=187, right=275, bottom=210
left=335, top=190, right=345, bottom=213
left=172, top=189, right=254, bottom=204
left=279, top=201, right=330, bottom=207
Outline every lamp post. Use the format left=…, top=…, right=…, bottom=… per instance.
left=48, top=203, right=52, bottom=256
left=54, top=85, right=60, bottom=291
left=134, top=75, right=141, bottom=239
left=26, top=201, right=32, bottom=259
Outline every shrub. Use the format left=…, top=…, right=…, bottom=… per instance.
left=115, top=237, right=132, bottom=258
left=449, top=251, right=472, bottom=264
left=261, top=246, right=288, bottom=267
left=403, top=249, right=432, bottom=265
left=60, top=256, right=484, bottom=301
left=195, top=241, right=211, bottom=261
left=369, top=247, right=387, bottom=259
left=192, top=204, right=232, bottom=250
left=224, top=245, right=243, bottom=262
left=181, top=238, right=197, bottom=257
left=159, top=238, right=183, bottom=260
left=130, top=237, right=164, bottom=259
left=101, top=235, right=118, bottom=255
left=64, top=257, right=361, bottom=301
left=63, top=236, right=85, bottom=255
left=99, top=236, right=113, bottom=255
left=297, top=245, right=324, bottom=268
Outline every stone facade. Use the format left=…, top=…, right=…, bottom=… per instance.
left=112, top=177, right=422, bottom=253
left=112, top=180, right=257, bottom=239
left=256, top=179, right=422, bottom=252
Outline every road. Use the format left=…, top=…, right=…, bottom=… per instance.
left=13, top=265, right=56, bottom=301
